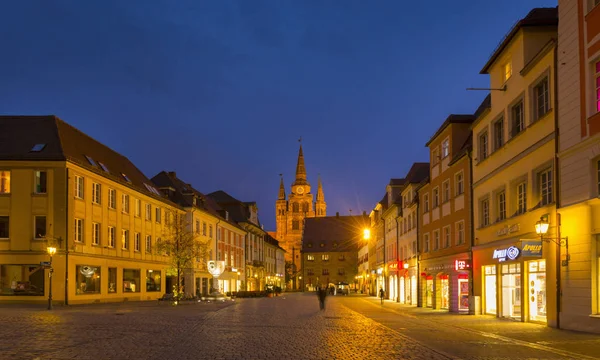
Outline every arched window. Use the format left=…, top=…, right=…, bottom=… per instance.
left=292, top=220, right=299, bottom=230
left=302, top=202, right=309, bottom=213
left=292, top=203, right=299, bottom=213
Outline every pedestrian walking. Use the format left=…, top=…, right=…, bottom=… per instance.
left=317, top=286, right=327, bottom=310
left=379, top=287, right=384, bottom=305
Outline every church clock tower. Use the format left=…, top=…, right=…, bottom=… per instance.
left=275, top=144, right=326, bottom=283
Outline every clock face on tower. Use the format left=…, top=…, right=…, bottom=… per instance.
left=296, top=186, right=304, bottom=194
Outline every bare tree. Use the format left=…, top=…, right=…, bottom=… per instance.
left=156, top=211, right=209, bottom=299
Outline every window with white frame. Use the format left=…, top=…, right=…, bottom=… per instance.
left=307, top=254, right=314, bottom=261
left=203, top=222, right=207, bottom=236
left=108, top=226, right=115, bottom=248
left=423, top=233, right=430, bottom=253
left=145, top=235, right=151, bottom=252
left=195, top=220, right=200, bottom=234
left=479, top=131, right=488, bottom=161
left=145, top=204, right=151, bottom=220
left=134, top=198, right=141, bottom=217
left=456, top=221, right=465, bottom=245
left=595, top=61, right=600, bottom=113
left=481, top=198, right=490, bottom=227
left=540, top=168, right=553, bottom=205
left=0, top=216, right=8, bottom=238
left=433, top=187, right=439, bottom=208
left=122, top=194, right=129, bottom=213
left=493, top=117, right=504, bottom=151
left=442, top=138, right=450, bottom=158
left=433, top=230, right=440, bottom=250
left=209, top=224, right=213, bottom=238
left=322, top=254, right=329, bottom=261
left=108, top=189, right=116, bottom=209
left=423, top=193, right=430, bottom=212
left=35, top=170, right=47, bottom=194
left=155, top=207, right=161, bottom=223
left=534, top=77, right=550, bottom=120
left=75, top=176, right=84, bottom=199
left=497, top=191, right=506, bottom=221
left=134, top=232, right=141, bottom=252
left=511, top=100, right=525, bottom=137
left=517, top=182, right=527, bottom=215
left=92, top=222, right=100, bottom=245
left=442, top=180, right=450, bottom=203
left=74, top=218, right=83, bottom=243
left=443, top=226, right=451, bottom=248
left=455, top=172, right=464, bottom=196
left=122, top=229, right=129, bottom=250
left=92, top=183, right=101, bottom=204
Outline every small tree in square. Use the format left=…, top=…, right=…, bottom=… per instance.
left=156, top=211, right=209, bottom=300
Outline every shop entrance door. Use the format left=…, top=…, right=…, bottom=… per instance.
left=484, top=265, right=497, bottom=315
left=440, top=275, right=449, bottom=309
left=411, top=276, right=417, bottom=306
left=426, top=276, right=433, bottom=307
left=528, top=260, right=547, bottom=323
left=458, top=274, right=469, bottom=311
left=501, top=263, right=521, bottom=320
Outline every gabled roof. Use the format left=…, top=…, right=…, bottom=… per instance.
left=151, top=171, right=240, bottom=228
left=302, top=215, right=370, bottom=253
left=404, top=162, right=430, bottom=184
left=449, top=133, right=473, bottom=166
left=480, top=7, right=558, bottom=74
left=389, top=178, right=405, bottom=186
left=0, top=115, right=175, bottom=206
left=474, top=94, right=492, bottom=120
left=425, top=114, right=475, bottom=147
left=207, top=190, right=263, bottom=229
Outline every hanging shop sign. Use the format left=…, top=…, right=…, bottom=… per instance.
left=492, top=246, right=520, bottom=262
left=521, top=240, right=543, bottom=258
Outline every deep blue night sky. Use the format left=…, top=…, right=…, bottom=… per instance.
left=0, top=0, right=557, bottom=230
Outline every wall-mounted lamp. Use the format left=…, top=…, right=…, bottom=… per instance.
left=535, top=216, right=569, bottom=266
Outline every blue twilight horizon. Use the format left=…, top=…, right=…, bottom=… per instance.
left=0, top=0, right=557, bottom=230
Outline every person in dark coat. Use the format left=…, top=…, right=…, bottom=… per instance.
left=317, top=286, right=327, bottom=310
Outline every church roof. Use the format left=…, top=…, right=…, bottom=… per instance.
left=293, top=144, right=308, bottom=186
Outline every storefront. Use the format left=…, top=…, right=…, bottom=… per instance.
left=419, top=253, right=471, bottom=312
left=399, top=260, right=418, bottom=305
left=388, top=261, right=398, bottom=301
left=474, top=239, right=555, bottom=324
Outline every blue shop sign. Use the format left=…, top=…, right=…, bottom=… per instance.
left=521, top=240, right=543, bottom=258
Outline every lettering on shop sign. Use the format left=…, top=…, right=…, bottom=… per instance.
left=521, top=240, right=543, bottom=258
left=454, top=260, right=471, bottom=271
left=496, top=223, right=520, bottom=237
left=492, top=246, right=520, bottom=262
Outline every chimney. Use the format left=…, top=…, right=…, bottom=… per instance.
left=336, top=212, right=339, bottom=217
left=363, top=211, right=367, bottom=216
left=168, top=171, right=176, bottom=178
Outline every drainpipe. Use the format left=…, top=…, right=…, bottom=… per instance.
left=467, top=151, right=475, bottom=299
left=553, top=43, right=561, bottom=330
left=396, top=213, right=400, bottom=303
left=64, top=167, right=69, bottom=306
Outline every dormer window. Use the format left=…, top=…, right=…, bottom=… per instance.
left=121, top=173, right=131, bottom=183
left=98, top=162, right=110, bottom=173
left=503, top=61, right=512, bottom=82
left=85, top=155, right=97, bottom=167
left=441, top=138, right=450, bottom=158
left=30, top=144, right=46, bottom=152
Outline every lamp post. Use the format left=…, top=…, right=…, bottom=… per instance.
left=47, top=246, right=57, bottom=310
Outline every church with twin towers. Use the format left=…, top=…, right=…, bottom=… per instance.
left=275, top=144, right=326, bottom=272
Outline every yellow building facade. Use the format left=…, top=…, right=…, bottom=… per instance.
left=0, top=116, right=184, bottom=304
left=471, top=9, right=559, bottom=326
left=556, top=0, right=600, bottom=334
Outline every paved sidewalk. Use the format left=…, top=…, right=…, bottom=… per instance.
left=355, top=294, right=600, bottom=359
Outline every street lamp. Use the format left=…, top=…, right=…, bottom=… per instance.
left=535, top=216, right=569, bottom=266
left=363, top=228, right=371, bottom=240
left=46, top=246, right=57, bottom=310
